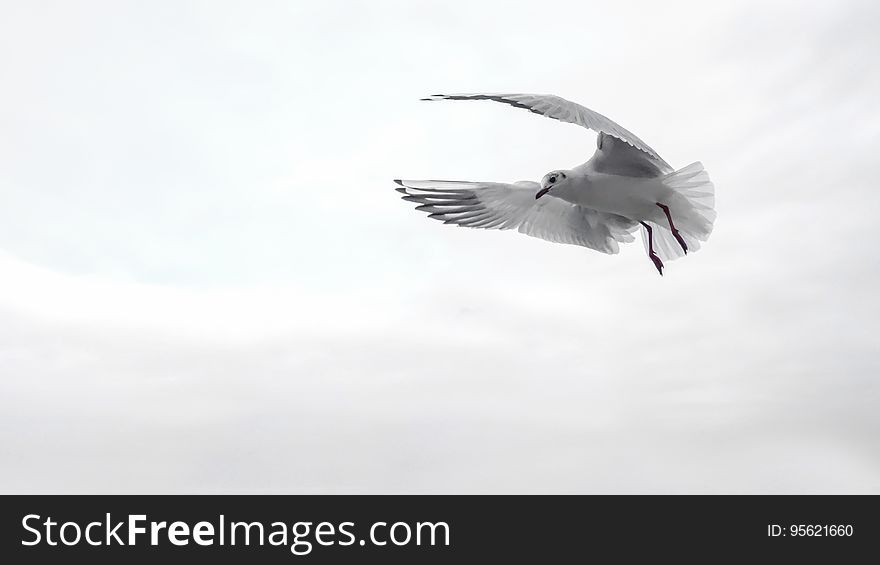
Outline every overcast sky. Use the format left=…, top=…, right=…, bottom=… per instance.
left=1, top=0, right=878, bottom=493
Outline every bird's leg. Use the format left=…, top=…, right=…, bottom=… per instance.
left=656, top=203, right=688, bottom=254
left=640, top=221, right=664, bottom=276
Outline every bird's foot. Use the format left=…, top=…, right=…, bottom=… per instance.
left=649, top=252, right=664, bottom=276
left=672, top=229, right=688, bottom=255
left=656, top=202, right=688, bottom=254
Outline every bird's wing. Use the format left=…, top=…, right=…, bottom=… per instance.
left=587, top=132, right=674, bottom=178
left=422, top=93, right=671, bottom=168
left=395, top=179, right=637, bottom=254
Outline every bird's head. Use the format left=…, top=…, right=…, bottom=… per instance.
left=536, top=170, right=569, bottom=199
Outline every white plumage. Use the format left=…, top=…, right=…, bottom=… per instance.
left=396, top=93, right=715, bottom=275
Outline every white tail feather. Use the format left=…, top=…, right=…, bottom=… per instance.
left=642, top=162, right=716, bottom=262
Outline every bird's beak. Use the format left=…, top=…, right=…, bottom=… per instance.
left=535, top=187, right=550, bottom=200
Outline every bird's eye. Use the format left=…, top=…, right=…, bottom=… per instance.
left=549, top=176, right=557, bottom=184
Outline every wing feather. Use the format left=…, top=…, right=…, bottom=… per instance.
left=395, top=179, right=636, bottom=254
left=587, top=132, right=673, bottom=178
left=422, top=92, right=670, bottom=168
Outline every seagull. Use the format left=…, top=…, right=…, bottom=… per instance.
left=394, top=93, right=715, bottom=275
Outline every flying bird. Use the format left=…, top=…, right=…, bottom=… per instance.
left=394, top=93, right=715, bottom=275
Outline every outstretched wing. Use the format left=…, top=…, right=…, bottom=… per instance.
left=395, top=179, right=637, bottom=254
left=422, top=92, right=671, bottom=168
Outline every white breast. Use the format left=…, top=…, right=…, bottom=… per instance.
left=563, top=173, right=670, bottom=222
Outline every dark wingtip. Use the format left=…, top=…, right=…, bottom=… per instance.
left=393, top=179, right=404, bottom=186
left=395, top=187, right=408, bottom=194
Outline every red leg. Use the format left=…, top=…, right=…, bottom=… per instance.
left=656, top=203, right=688, bottom=254
left=640, top=221, right=664, bottom=276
